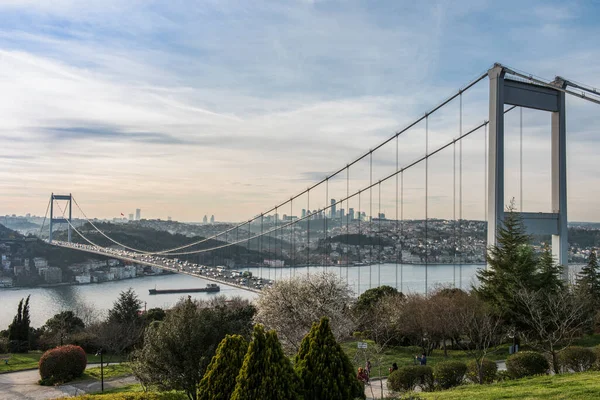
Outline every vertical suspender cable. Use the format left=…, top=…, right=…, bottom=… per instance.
left=325, top=179, right=329, bottom=273
left=484, top=124, right=488, bottom=265
left=425, top=114, right=429, bottom=295
left=358, top=190, right=362, bottom=295
left=453, top=141, right=457, bottom=287
left=369, top=151, right=373, bottom=289
left=307, top=189, right=310, bottom=277
left=401, top=171, right=404, bottom=293
left=395, top=135, right=399, bottom=291
left=290, top=199, right=294, bottom=277
left=378, top=183, right=382, bottom=288
left=346, top=167, right=350, bottom=285
left=520, top=107, right=523, bottom=212
left=260, top=214, right=264, bottom=280
left=459, top=92, right=463, bottom=289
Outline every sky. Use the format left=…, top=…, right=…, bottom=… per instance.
left=0, top=0, right=599, bottom=223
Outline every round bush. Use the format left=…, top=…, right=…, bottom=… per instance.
left=560, top=346, right=596, bottom=372
left=387, top=365, right=433, bottom=392
left=466, top=359, right=497, bottom=384
left=39, top=344, right=87, bottom=385
left=506, top=351, right=548, bottom=379
left=433, top=360, right=467, bottom=389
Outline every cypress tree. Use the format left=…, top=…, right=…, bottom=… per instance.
left=295, top=317, right=365, bottom=400
left=198, top=334, right=248, bottom=400
left=577, top=250, right=600, bottom=305
left=231, top=325, right=300, bottom=400
left=8, top=298, right=23, bottom=342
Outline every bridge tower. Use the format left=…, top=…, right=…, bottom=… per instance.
left=487, top=64, right=568, bottom=279
left=49, top=193, right=73, bottom=243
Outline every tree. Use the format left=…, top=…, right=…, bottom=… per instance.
left=255, top=272, right=355, bottom=351
left=108, top=288, right=143, bottom=324
left=132, top=296, right=253, bottom=400
left=354, top=285, right=400, bottom=313
left=577, top=250, right=600, bottom=306
left=475, top=203, right=541, bottom=328
left=230, top=324, right=300, bottom=400
left=537, top=245, right=564, bottom=295
left=8, top=295, right=31, bottom=353
left=144, top=308, right=166, bottom=323
left=197, top=335, right=248, bottom=400
left=514, top=287, right=592, bottom=374
left=44, top=311, right=85, bottom=346
left=295, top=317, right=365, bottom=400
left=456, top=294, right=504, bottom=384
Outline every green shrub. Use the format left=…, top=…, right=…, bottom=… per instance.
left=593, top=345, right=600, bottom=370
left=560, top=346, right=596, bottom=372
left=495, top=370, right=512, bottom=382
left=39, top=345, right=87, bottom=385
left=387, top=365, right=433, bottom=392
left=433, top=360, right=467, bottom=389
left=69, top=331, right=100, bottom=354
left=506, top=351, right=549, bottom=379
left=466, top=359, right=497, bottom=384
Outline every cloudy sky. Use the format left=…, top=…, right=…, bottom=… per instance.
left=0, top=0, right=599, bottom=222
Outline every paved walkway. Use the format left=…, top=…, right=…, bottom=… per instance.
left=0, top=364, right=137, bottom=400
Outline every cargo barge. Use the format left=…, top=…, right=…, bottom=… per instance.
left=149, top=283, right=220, bottom=295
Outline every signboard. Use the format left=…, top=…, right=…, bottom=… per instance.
left=357, top=342, right=368, bottom=349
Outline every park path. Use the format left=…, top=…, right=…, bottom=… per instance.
left=0, top=364, right=137, bottom=400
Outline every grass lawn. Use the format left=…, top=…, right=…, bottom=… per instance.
left=79, top=363, right=133, bottom=381
left=0, top=351, right=125, bottom=374
left=73, top=385, right=186, bottom=399
left=341, top=341, right=510, bottom=378
left=420, top=371, right=600, bottom=400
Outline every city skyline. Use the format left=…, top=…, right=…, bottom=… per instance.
left=1, top=1, right=599, bottom=222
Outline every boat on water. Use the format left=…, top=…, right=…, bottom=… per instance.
left=148, top=283, right=220, bottom=295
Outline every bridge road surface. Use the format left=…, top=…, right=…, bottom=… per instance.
left=52, top=241, right=265, bottom=293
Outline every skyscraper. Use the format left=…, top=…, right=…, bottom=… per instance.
left=349, top=208, right=355, bottom=221
left=301, top=209, right=306, bottom=219
left=330, top=199, right=336, bottom=219
left=128, top=213, right=134, bottom=221
left=135, top=209, right=141, bottom=220
left=203, top=215, right=208, bottom=224
left=210, top=215, right=215, bottom=224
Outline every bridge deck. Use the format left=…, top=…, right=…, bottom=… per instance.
left=51, top=242, right=261, bottom=293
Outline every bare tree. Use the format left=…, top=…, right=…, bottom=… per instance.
left=456, top=294, right=504, bottom=384
left=514, top=287, right=592, bottom=374
left=255, top=272, right=355, bottom=352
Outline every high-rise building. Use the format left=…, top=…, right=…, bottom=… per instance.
left=210, top=215, right=215, bottom=224
left=378, top=213, right=386, bottom=220
left=168, top=216, right=172, bottom=221
left=349, top=208, right=355, bottom=220
left=128, top=213, right=134, bottom=221
left=330, top=199, right=336, bottom=219
left=203, top=215, right=208, bottom=224
left=301, top=209, right=306, bottom=219
left=135, top=209, right=141, bottom=220
left=340, top=209, right=345, bottom=219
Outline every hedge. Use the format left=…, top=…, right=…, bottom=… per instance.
left=39, top=345, right=87, bottom=385
left=433, top=360, right=467, bottom=389
left=387, top=365, right=433, bottom=392
left=466, top=359, right=497, bottom=384
left=506, top=351, right=549, bottom=379
left=560, top=346, right=596, bottom=372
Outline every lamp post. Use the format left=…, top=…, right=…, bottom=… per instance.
left=95, top=349, right=104, bottom=392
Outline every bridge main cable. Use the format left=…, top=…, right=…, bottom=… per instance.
left=161, top=106, right=518, bottom=256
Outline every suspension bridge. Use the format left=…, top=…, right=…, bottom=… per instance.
left=38, top=63, right=600, bottom=295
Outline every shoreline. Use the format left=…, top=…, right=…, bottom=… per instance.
left=0, top=272, right=172, bottom=290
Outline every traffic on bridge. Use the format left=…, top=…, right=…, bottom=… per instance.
left=49, top=240, right=271, bottom=293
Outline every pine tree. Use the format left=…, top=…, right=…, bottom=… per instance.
left=108, top=288, right=142, bottom=323
left=198, top=335, right=248, bottom=400
left=295, top=317, right=365, bottom=400
left=537, top=245, right=564, bottom=295
left=475, top=202, right=539, bottom=325
left=577, top=250, right=600, bottom=305
left=231, top=325, right=300, bottom=400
